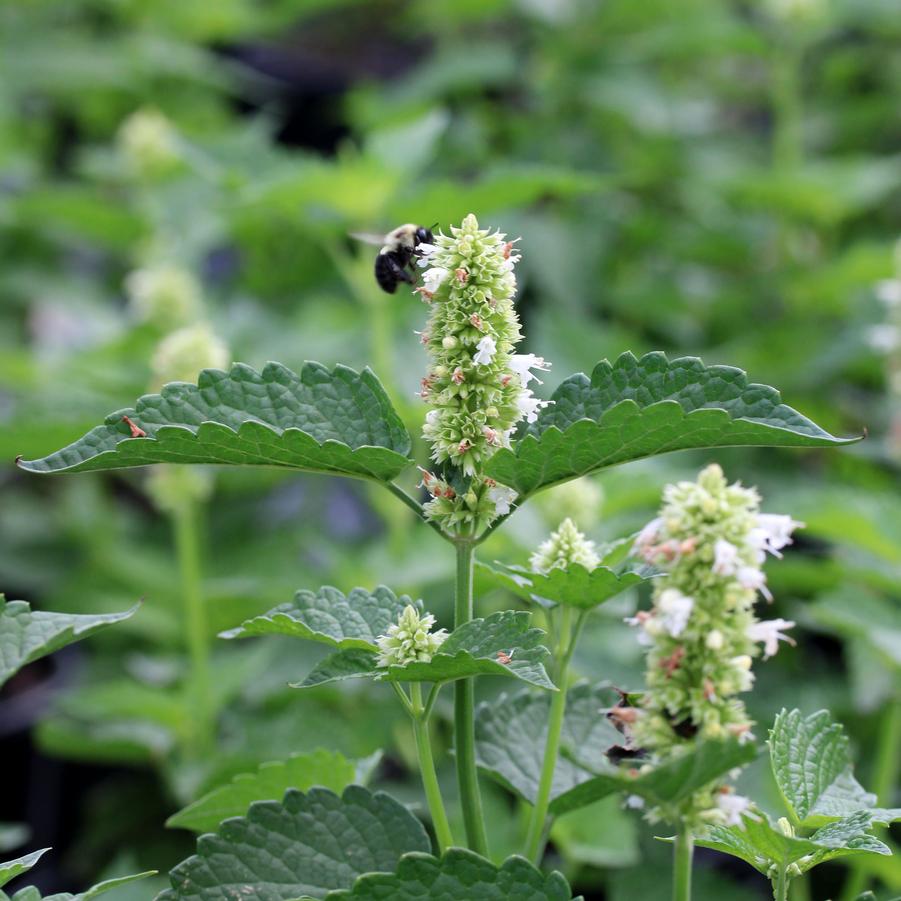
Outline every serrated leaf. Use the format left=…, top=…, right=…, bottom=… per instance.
left=0, top=850, right=49, bottom=889
left=220, top=586, right=413, bottom=650
left=770, top=709, right=901, bottom=827
left=484, top=352, right=856, bottom=497
left=167, top=749, right=374, bottom=834
left=0, top=597, right=138, bottom=690
left=552, top=738, right=758, bottom=817
left=17, top=362, right=413, bottom=483
left=474, top=683, right=622, bottom=806
left=696, top=810, right=890, bottom=878
left=480, top=561, right=651, bottom=610
left=158, top=786, right=430, bottom=901
left=314, top=849, right=578, bottom=901
left=294, top=611, right=554, bottom=691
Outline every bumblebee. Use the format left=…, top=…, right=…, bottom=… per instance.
left=352, top=224, right=434, bottom=294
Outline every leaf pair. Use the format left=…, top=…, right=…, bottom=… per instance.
left=159, top=785, right=578, bottom=900
left=18, top=354, right=855, bottom=506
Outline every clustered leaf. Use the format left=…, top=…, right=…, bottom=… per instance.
left=17, top=362, right=413, bottom=483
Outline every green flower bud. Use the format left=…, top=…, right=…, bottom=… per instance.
left=530, top=518, right=600, bottom=573
left=151, top=324, right=230, bottom=387
left=375, top=604, right=448, bottom=667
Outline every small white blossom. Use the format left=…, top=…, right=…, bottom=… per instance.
left=516, top=389, right=549, bottom=424
left=747, top=618, right=796, bottom=659
left=473, top=335, right=498, bottom=366
left=714, top=792, right=753, bottom=827
left=531, top=517, right=600, bottom=573
left=625, top=795, right=646, bottom=810
left=737, top=565, right=772, bottom=601
left=421, top=267, right=448, bottom=292
left=712, top=539, right=739, bottom=576
left=487, top=483, right=517, bottom=515
left=868, top=324, right=900, bottom=353
left=706, top=629, right=724, bottom=650
left=416, top=242, right=438, bottom=259
left=752, top=514, right=803, bottom=558
left=509, top=353, right=551, bottom=386
left=657, top=588, right=694, bottom=637
left=376, top=604, right=448, bottom=667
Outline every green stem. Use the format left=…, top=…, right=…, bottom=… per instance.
left=789, top=874, right=811, bottom=901
left=524, top=607, right=584, bottom=863
left=410, top=683, right=455, bottom=853
left=453, top=540, right=488, bottom=855
left=774, top=865, right=789, bottom=901
left=172, top=495, right=213, bottom=757
left=673, top=823, right=694, bottom=901
left=839, top=695, right=901, bottom=901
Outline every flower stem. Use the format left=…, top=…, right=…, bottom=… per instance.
left=172, top=494, right=213, bottom=757
left=453, top=539, right=489, bottom=855
left=410, top=682, right=455, bottom=853
left=673, top=823, right=694, bottom=901
left=524, top=606, right=584, bottom=863
left=774, top=865, right=789, bottom=901
left=838, top=694, right=901, bottom=901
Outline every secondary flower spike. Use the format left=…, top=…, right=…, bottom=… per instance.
left=530, top=518, right=600, bottom=573
left=625, top=463, right=802, bottom=828
left=416, top=214, right=551, bottom=532
left=376, top=604, right=448, bottom=667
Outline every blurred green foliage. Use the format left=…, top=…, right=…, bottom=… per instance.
left=1, top=0, right=899, bottom=897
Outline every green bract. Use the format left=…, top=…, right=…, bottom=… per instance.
left=17, top=363, right=412, bottom=483
left=484, top=352, right=857, bottom=498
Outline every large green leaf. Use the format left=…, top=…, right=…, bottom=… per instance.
left=474, top=684, right=622, bottom=806
left=0, top=596, right=138, bottom=690
left=770, top=709, right=901, bottom=827
left=158, top=786, right=430, bottom=901
left=312, top=850, right=578, bottom=901
left=0, top=851, right=48, bottom=889
left=295, top=611, right=554, bottom=691
left=484, top=353, right=856, bottom=497
left=167, top=749, right=379, bottom=834
left=480, top=561, right=650, bottom=610
left=696, top=810, right=890, bottom=877
left=220, top=586, right=412, bottom=650
left=552, top=738, right=758, bottom=817
left=17, top=363, right=413, bottom=483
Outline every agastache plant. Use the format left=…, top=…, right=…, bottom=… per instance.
left=628, top=464, right=801, bottom=900
left=17, top=214, right=883, bottom=901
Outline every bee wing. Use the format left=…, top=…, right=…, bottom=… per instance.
left=349, top=231, right=387, bottom=247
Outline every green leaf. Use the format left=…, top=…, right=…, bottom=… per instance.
left=552, top=738, right=758, bottom=817
left=167, top=749, right=378, bottom=834
left=479, top=561, right=651, bottom=610
left=294, top=611, right=554, bottom=691
left=315, top=849, right=578, bottom=901
left=0, top=850, right=49, bottom=889
left=474, top=683, right=622, bottom=806
left=484, top=352, right=856, bottom=498
left=0, top=596, right=138, bottom=690
left=158, top=786, right=430, bottom=900
left=770, top=709, right=901, bottom=827
left=16, top=363, right=413, bottom=483
left=696, top=810, right=890, bottom=878
left=220, top=586, right=413, bottom=650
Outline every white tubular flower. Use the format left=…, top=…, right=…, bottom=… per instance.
left=473, top=335, right=498, bottom=366
left=657, top=588, right=694, bottom=637
left=712, top=792, right=753, bottom=827
left=421, top=267, right=448, bottom=294
left=516, top=390, right=549, bottom=424
left=509, top=353, right=551, bottom=386
left=712, top=539, right=739, bottom=576
left=737, top=565, right=772, bottom=601
left=375, top=604, right=448, bottom=667
left=752, top=513, right=804, bottom=558
left=531, top=518, right=600, bottom=573
left=487, top=483, right=517, bottom=515
left=747, top=619, right=796, bottom=659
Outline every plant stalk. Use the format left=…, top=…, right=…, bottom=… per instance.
left=673, top=823, right=694, bottom=901
left=410, top=682, right=455, bottom=853
left=453, top=539, right=489, bottom=855
left=774, top=865, right=789, bottom=901
left=172, top=494, right=213, bottom=757
left=524, top=606, right=583, bottom=863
